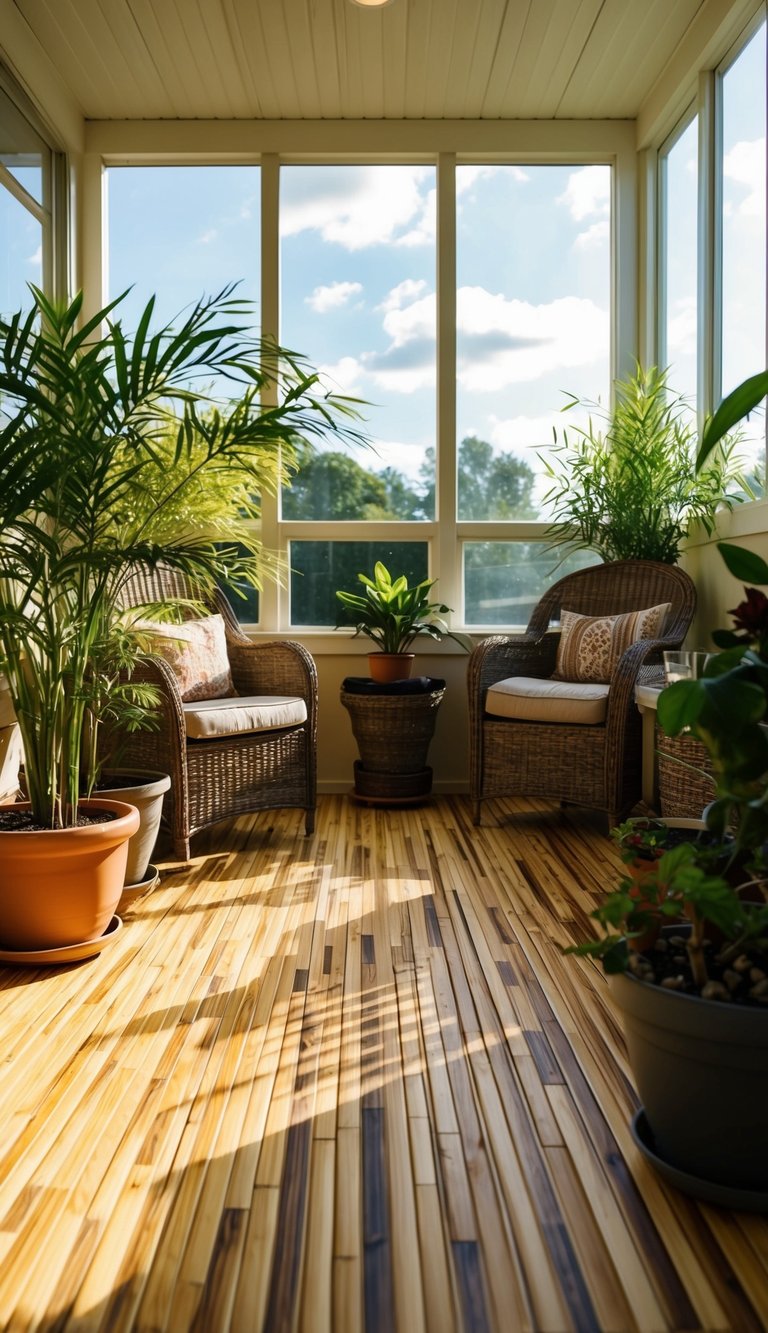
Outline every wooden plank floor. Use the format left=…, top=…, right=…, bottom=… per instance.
left=1, top=794, right=767, bottom=1332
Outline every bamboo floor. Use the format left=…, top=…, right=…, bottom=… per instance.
left=0, top=794, right=766, bottom=1332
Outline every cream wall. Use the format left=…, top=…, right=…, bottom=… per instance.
left=681, top=503, right=768, bottom=650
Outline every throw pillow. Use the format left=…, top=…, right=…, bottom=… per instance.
left=137, top=613, right=235, bottom=702
left=553, top=602, right=671, bottom=684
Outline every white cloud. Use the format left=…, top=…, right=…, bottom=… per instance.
left=457, top=286, right=609, bottom=391
left=27, top=244, right=42, bottom=266
left=316, top=355, right=367, bottom=395
left=456, top=165, right=528, bottom=194
left=306, top=280, right=363, bottom=313
left=396, top=186, right=436, bottom=247
left=377, top=278, right=428, bottom=314
left=281, top=165, right=434, bottom=250
left=724, top=138, right=766, bottom=218
left=197, top=228, right=218, bottom=245
left=557, top=165, right=610, bottom=222
left=574, top=220, right=610, bottom=250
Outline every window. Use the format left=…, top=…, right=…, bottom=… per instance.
left=455, top=164, right=611, bottom=520
left=719, top=21, right=766, bottom=489
left=103, top=150, right=623, bottom=631
left=659, top=115, right=698, bottom=405
left=106, top=165, right=260, bottom=330
left=279, top=165, right=436, bottom=521
left=0, top=83, right=49, bottom=317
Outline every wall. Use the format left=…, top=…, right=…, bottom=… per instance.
left=682, top=501, right=768, bottom=648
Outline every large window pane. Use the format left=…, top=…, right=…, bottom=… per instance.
left=456, top=164, right=611, bottom=519
left=720, top=21, right=766, bottom=490
left=463, top=542, right=598, bottom=628
left=107, top=166, right=260, bottom=331
left=280, top=166, right=436, bottom=520
left=290, top=541, right=429, bottom=627
left=0, top=186, right=41, bottom=317
left=661, top=116, right=698, bottom=405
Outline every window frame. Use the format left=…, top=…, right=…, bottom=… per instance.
left=89, top=121, right=636, bottom=636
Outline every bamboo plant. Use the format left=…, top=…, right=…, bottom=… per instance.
left=0, top=284, right=362, bottom=829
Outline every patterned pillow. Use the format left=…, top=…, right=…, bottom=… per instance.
left=138, top=614, right=235, bottom=702
left=553, top=603, right=671, bottom=684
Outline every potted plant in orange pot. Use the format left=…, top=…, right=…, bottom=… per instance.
left=0, top=284, right=362, bottom=960
left=335, top=561, right=469, bottom=682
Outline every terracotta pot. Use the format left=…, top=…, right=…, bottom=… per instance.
left=367, top=652, right=415, bottom=684
left=0, top=798, right=139, bottom=950
left=96, top=770, right=170, bottom=886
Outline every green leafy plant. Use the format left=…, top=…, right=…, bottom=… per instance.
left=542, top=364, right=748, bottom=564
left=0, top=284, right=363, bottom=829
left=335, top=562, right=470, bottom=654
left=564, top=357, right=768, bottom=994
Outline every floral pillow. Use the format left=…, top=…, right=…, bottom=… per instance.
left=553, top=603, right=671, bottom=684
left=138, top=614, right=235, bottom=702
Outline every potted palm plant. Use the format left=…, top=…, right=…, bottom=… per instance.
left=542, top=364, right=748, bottom=564
left=335, top=561, right=469, bottom=682
left=566, top=368, right=768, bottom=1206
left=0, top=284, right=361, bottom=957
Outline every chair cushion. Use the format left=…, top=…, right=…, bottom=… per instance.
left=485, top=676, right=610, bottom=725
left=139, top=614, right=234, bottom=702
left=553, top=603, right=670, bottom=683
left=183, top=694, right=307, bottom=740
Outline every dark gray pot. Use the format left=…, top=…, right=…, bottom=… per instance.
left=610, top=970, right=768, bottom=1191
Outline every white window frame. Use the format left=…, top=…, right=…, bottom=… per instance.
left=85, top=120, right=636, bottom=638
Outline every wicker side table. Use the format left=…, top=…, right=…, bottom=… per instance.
left=340, top=677, right=445, bottom=804
left=656, top=727, right=716, bottom=820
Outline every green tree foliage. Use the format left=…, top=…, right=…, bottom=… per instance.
left=419, top=436, right=538, bottom=521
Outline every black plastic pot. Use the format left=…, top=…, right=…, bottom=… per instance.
left=610, top=969, right=768, bottom=1194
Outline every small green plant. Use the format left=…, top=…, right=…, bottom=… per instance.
left=542, top=364, right=748, bottom=564
left=335, top=562, right=470, bottom=654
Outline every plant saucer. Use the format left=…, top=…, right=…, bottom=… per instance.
left=117, top=864, right=160, bottom=915
left=0, top=915, right=123, bottom=967
left=632, top=1108, right=768, bottom=1213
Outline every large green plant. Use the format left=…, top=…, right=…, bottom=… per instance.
left=335, top=562, right=470, bottom=654
left=565, top=369, right=768, bottom=993
left=0, top=285, right=361, bottom=829
left=543, top=364, right=747, bottom=564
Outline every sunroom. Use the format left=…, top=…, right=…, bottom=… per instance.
left=0, top=0, right=767, bottom=1328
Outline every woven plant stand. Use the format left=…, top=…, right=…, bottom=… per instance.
left=656, top=728, right=716, bottom=820
left=340, top=682, right=445, bottom=804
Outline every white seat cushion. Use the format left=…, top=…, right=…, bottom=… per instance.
left=183, top=695, right=307, bottom=740
left=485, top=676, right=609, bottom=725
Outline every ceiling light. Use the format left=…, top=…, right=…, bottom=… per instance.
left=349, top=0, right=396, bottom=8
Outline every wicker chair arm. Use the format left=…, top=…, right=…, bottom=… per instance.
left=226, top=638, right=318, bottom=711
left=468, top=631, right=559, bottom=697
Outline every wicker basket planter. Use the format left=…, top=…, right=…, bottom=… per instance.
left=656, top=727, right=716, bottom=820
left=340, top=681, right=445, bottom=802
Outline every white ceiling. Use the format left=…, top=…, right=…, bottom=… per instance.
left=8, top=0, right=717, bottom=122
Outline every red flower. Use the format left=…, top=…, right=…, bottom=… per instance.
left=728, top=586, right=768, bottom=638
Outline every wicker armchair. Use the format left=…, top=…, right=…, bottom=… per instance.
left=468, top=560, right=697, bottom=829
left=111, top=567, right=317, bottom=859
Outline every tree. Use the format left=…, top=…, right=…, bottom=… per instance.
left=419, top=436, right=538, bottom=520
left=282, top=451, right=392, bottom=520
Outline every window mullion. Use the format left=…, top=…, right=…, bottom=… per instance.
left=260, top=153, right=281, bottom=631
left=436, top=152, right=458, bottom=617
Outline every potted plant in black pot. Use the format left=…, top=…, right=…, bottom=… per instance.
left=568, top=549, right=768, bottom=1206
left=0, top=283, right=362, bottom=959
